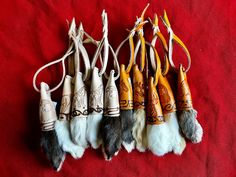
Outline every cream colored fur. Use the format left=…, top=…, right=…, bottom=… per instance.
left=132, top=109, right=147, bottom=152
left=86, top=114, right=103, bottom=149
left=147, top=123, right=172, bottom=156
left=55, top=120, right=85, bottom=159
left=70, top=117, right=88, bottom=148
left=165, top=112, right=186, bottom=155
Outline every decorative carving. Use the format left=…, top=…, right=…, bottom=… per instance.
left=89, top=84, right=104, bottom=113
left=147, top=77, right=164, bottom=125
left=177, top=68, right=193, bottom=110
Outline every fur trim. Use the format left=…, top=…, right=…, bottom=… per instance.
left=70, top=117, right=88, bottom=148
left=132, top=109, right=147, bottom=152
left=86, top=114, right=103, bottom=149
left=55, top=120, right=85, bottom=158
left=178, top=109, right=203, bottom=143
left=121, top=110, right=135, bottom=152
left=165, top=112, right=186, bottom=155
left=147, top=123, right=172, bottom=156
left=40, top=130, right=66, bottom=171
left=101, top=116, right=122, bottom=160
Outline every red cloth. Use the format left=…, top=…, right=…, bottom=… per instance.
left=0, top=0, right=235, bottom=176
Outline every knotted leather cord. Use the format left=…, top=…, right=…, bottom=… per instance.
left=149, top=14, right=169, bottom=76
left=161, top=10, right=191, bottom=73
left=84, top=22, right=120, bottom=80
left=33, top=22, right=91, bottom=93
left=67, top=18, right=76, bottom=76
left=71, top=23, right=91, bottom=81
left=117, top=4, right=149, bottom=74
left=146, top=42, right=161, bottom=86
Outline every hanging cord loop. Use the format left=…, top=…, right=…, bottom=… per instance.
left=161, top=10, right=191, bottom=73
left=83, top=10, right=120, bottom=80
left=33, top=45, right=74, bottom=93
left=149, top=14, right=169, bottom=76
left=116, top=3, right=149, bottom=74
left=71, top=22, right=91, bottom=81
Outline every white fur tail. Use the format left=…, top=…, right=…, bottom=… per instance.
left=147, top=124, right=172, bottom=156
left=165, top=112, right=186, bottom=155
left=86, top=114, right=103, bottom=149
left=55, top=120, right=85, bottom=158
left=70, top=117, right=88, bottom=148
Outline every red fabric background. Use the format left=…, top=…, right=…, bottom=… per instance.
left=0, top=0, right=235, bottom=176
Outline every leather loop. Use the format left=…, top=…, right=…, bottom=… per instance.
left=161, top=10, right=191, bottom=73
left=116, top=34, right=135, bottom=74
left=33, top=45, right=74, bottom=93
left=146, top=42, right=161, bottom=86
left=71, top=25, right=91, bottom=81
left=149, top=14, right=169, bottom=76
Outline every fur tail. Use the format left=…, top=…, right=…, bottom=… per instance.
left=178, top=109, right=203, bottom=143
left=121, top=110, right=135, bottom=152
left=132, top=109, right=147, bottom=152
left=55, top=120, right=85, bottom=159
left=86, top=114, right=103, bottom=149
left=70, top=117, right=88, bottom=148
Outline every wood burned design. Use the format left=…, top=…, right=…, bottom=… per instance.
left=59, top=95, right=71, bottom=120
left=158, top=84, right=170, bottom=103
left=104, top=86, right=120, bottom=117
left=120, top=80, right=129, bottom=92
left=72, top=86, right=88, bottom=117
left=177, top=75, right=193, bottom=110
left=89, top=84, right=103, bottom=113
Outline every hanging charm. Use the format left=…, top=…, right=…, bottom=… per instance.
left=146, top=44, right=172, bottom=156
left=55, top=75, right=85, bottom=158
left=86, top=10, right=108, bottom=149
left=116, top=5, right=148, bottom=152
left=39, top=82, right=65, bottom=171
left=131, top=4, right=149, bottom=152
left=161, top=10, right=203, bottom=143
left=149, top=15, right=186, bottom=155
left=101, top=39, right=121, bottom=160
left=53, top=19, right=85, bottom=159
left=33, top=34, right=74, bottom=170
left=177, top=65, right=203, bottom=143
left=101, top=70, right=121, bottom=160
left=70, top=23, right=91, bottom=148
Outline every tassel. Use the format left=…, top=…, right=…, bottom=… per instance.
left=101, top=70, right=121, bottom=160
left=55, top=75, right=85, bottom=158
left=158, top=74, right=186, bottom=155
left=70, top=72, right=88, bottom=148
left=39, top=82, right=65, bottom=171
left=147, top=77, right=172, bottom=156
left=87, top=67, right=104, bottom=149
left=120, top=64, right=135, bottom=152
left=132, top=64, right=147, bottom=152
left=177, top=65, right=203, bottom=143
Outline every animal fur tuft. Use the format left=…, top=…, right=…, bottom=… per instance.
left=101, top=116, right=122, bottom=160
left=70, top=117, right=88, bottom=148
left=147, top=123, right=172, bottom=156
left=40, top=130, right=66, bottom=171
left=132, top=109, right=147, bottom=152
left=86, top=114, right=103, bottom=149
left=178, top=109, right=203, bottom=143
left=55, top=120, right=85, bottom=158
left=120, top=110, right=135, bottom=152
left=165, top=112, right=186, bottom=155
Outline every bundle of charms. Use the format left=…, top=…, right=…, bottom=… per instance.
left=33, top=4, right=203, bottom=171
